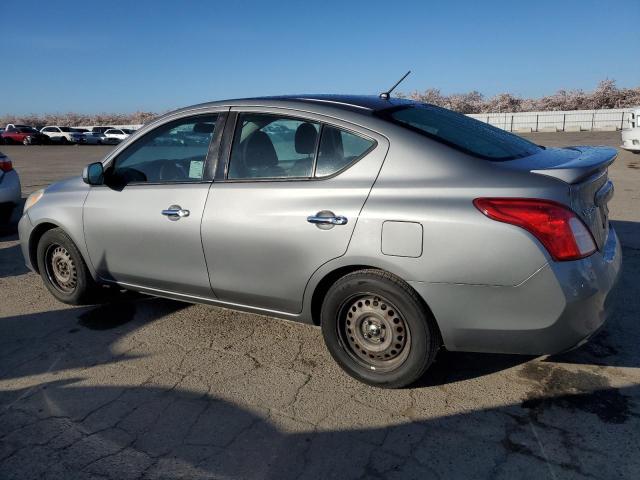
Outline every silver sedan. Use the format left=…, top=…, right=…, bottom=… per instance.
left=18, top=95, right=622, bottom=388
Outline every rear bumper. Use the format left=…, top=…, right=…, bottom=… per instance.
left=621, top=144, right=640, bottom=152
left=410, top=226, right=622, bottom=355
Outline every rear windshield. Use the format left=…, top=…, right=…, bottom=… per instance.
left=379, top=104, right=541, bottom=161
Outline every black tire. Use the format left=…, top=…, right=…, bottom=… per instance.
left=22, top=137, right=30, bottom=146
left=59, top=137, right=68, bottom=145
left=321, top=269, right=440, bottom=388
left=36, top=228, right=102, bottom=305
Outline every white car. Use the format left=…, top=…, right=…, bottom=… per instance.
left=40, top=126, right=85, bottom=144
left=103, top=128, right=134, bottom=144
left=621, top=107, right=640, bottom=154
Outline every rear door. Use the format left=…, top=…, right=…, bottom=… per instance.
left=201, top=108, right=388, bottom=313
left=83, top=111, right=226, bottom=297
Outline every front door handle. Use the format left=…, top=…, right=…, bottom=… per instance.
left=162, top=205, right=190, bottom=220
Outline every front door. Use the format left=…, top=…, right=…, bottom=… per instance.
left=202, top=109, right=388, bottom=313
left=83, top=112, right=224, bottom=297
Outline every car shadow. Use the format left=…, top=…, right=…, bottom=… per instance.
left=611, top=219, right=640, bottom=250
left=0, top=198, right=24, bottom=237
left=0, top=242, right=29, bottom=279
left=1, top=378, right=638, bottom=478
left=0, top=296, right=187, bottom=382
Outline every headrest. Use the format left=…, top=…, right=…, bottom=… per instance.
left=245, top=131, right=278, bottom=169
left=295, top=122, right=318, bottom=154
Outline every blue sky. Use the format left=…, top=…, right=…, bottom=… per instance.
left=2, top=0, right=638, bottom=114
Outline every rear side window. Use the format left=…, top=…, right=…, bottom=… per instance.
left=381, top=105, right=541, bottom=161
left=227, top=113, right=375, bottom=180
left=316, top=126, right=375, bottom=177
left=228, top=114, right=320, bottom=179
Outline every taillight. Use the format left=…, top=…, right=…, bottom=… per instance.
left=0, top=157, right=12, bottom=172
left=473, top=198, right=596, bottom=261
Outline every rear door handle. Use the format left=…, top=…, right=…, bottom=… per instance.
left=162, top=205, right=190, bottom=220
left=307, top=212, right=348, bottom=226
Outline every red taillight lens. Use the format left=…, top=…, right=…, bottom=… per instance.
left=0, top=157, right=13, bottom=172
left=473, top=198, right=596, bottom=261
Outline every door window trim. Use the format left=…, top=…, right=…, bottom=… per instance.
left=216, top=110, right=377, bottom=183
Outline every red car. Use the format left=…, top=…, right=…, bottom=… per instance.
left=1, top=125, right=49, bottom=145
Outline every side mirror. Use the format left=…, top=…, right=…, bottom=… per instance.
left=83, top=162, right=104, bottom=185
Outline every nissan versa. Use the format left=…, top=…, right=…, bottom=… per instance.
left=18, top=95, right=621, bottom=388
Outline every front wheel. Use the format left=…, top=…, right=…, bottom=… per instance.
left=36, top=228, right=102, bottom=304
left=321, top=269, right=441, bottom=388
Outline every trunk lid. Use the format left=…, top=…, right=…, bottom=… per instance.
left=497, top=145, right=617, bottom=250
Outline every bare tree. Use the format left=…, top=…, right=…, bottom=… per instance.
left=401, top=79, right=639, bottom=113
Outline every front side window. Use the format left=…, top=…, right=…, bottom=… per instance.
left=380, top=104, right=541, bottom=161
left=228, top=114, right=320, bottom=179
left=108, top=114, right=217, bottom=185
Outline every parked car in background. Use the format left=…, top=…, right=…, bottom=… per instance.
left=1, top=126, right=49, bottom=145
left=0, top=151, right=21, bottom=223
left=87, top=126, right=114, bottom=134
left=80, top=131, right=107, bottom=145
left=621, top=107, right=640, bottom=154
left=103, top=128, right=133, bottom=144
left=18, top=95, right=622, bottom=388
left=5, top=124, right=31, bottom=131
left=40, top=126, right=85, bottom=144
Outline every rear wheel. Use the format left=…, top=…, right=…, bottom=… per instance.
left=37, top=228, right=102, bottom=304
left=22, top=137, right=30, bottom=146
left=59, top=137, right=68, bottom=145
left=321, top=269, right=440, bottom=388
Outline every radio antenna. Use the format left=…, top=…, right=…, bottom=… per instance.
left=379, top=71, right=411, bottom=99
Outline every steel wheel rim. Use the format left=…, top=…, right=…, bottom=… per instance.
left=45, top=244, right=77, bottom=294
left=337, top=294, right=411, bottom=373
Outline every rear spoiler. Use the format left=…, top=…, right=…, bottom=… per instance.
left=529, top=146, right=617, bottom=184
left=496, top=146, right=617, bottom=184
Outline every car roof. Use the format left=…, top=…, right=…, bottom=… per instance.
left=173, top=94, right=417, bottom=117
